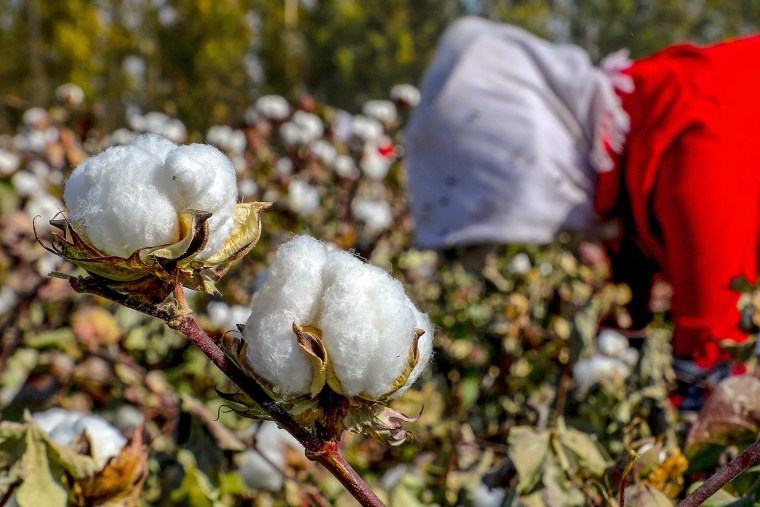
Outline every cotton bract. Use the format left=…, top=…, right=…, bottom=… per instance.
left=32, top=408, right=126, bottom=469
left=244, top=235, right=433, bottom=400
left=64, top=134, right=238, bottom=260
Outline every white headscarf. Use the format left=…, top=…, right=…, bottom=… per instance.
left=406, top=17, right=630, bottom=248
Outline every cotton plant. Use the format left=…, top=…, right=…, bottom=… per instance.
left=221, top=235, right=434, bottom=446
left=43, top=133, right=269, bottom=300
left=2, top=408, right=148, bottom=506
left=39, top=131, right=429, bottom=505
left=572, top=329, right=639, bottom=390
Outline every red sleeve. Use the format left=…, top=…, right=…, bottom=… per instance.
left=612, top=35, right=760, bottom=367
left=652, top=128, right=758, bottom=367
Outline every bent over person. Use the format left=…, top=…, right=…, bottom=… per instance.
left=405, top=16, right=760, bottom=407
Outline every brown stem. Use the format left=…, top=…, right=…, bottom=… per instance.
left=68, top=277, right=385, bottom=507
left=678, top=438, right=760, bottom=507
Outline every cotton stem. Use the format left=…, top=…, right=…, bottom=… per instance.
left=68, top=277, right=385, bottom=507
left=678, top=438, right=760, bottom=507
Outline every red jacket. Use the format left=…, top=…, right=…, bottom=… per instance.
left=596, top=35, right=760, bottom=367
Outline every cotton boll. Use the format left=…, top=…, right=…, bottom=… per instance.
left=275, top=158, right=294, bottom=176
left=390, top=84, right=421, bottom=108
left=65, top=145, right=180, bottom=257
left=308, top=139, right=337, bottom=165
left=244, top=236, right=329, bottom=395
left=333, top=154, right=358, bottom=179
left=352, top=115, right=383, bottom=142
left=11, top=171, right=42, bottom=197
left=0, top=149, right=20, bottom=176
left=160, top=144, right=238, bottom=259
left=596, top=329, right=629, bottom=358
left=351, top=198, right=392, bottom=235
left=32, top=408, right=127, bottom=470
left=239, top=421, right=303, bottom=491
left=287, top=179, right=320, bottom=217
left=256, top=95, right=290, bottom=121
left=292, top=111, right=324, bottom=142
left=510, top=252, right=532, bottom=275
left=362, top=100, right=397, bottom=124
left=207, top=301, right=251, bottom=330
left=25, top=194, right=64, bottom=231
left=318, top=251, right=418, bottom=398
left=0, top=286, right=18, bottom=315
left=128, top=133, right=177, bottom=162
left=238, top=178, right=258, bottom=198
left=473, top=483, right=507, bottom=507
left=108, top=128, right=138, bottom=146
left=572, top=355, right=630, bottom=390
left=360, top=143, right=392, bottom=180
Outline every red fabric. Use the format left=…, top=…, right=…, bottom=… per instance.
left=596, top=35, right=760, bottom=367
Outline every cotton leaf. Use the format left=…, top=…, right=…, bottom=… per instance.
left=508, top=426, right=550, bottom=494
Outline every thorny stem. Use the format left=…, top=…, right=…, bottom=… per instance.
left=69, top=277, right=385, bottom=507
left=678, top=438, right=760, bottom=507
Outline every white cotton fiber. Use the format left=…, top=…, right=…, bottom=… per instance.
left=160, top=144, right=238, bottom=259
left=128, top=132, right=177, bottom=162
left=33, top=408, right=127, bottom=470
left=64, top=134, right=240, bottom=259
left=64, top=144, right=180, bottom=257
left=319, top=251, right=417, bottom=398
left=244, top=235, right=434, bottom=399
left=245, top=236, right=328, bottom=394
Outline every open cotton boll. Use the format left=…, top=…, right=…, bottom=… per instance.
left=317, top=252, right=419, bottom=398
left=572, top=355, right=631, bottom=390
left=244, top=236, right=328, bottom=395
left=33, top=408, right=127, bottom=470
left=64, top=145, right=179, bottom=257
left=245, top=235, right=433, bottom=399
left=159, top=144, right=238, bottom=259
left=391, top=305, right=434, bottom=398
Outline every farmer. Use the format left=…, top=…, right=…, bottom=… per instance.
left=405, top=17, right=760, bottom=405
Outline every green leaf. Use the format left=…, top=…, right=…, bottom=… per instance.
left=557, top=425, right=608, bottom=477
left=15, top=424, right=67, bottom=507
left=0, top=349, right=39, bottom=407
left=508, top=426, right=550, bottom=494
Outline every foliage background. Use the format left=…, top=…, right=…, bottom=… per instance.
left=2, top=0, right=760, bottom=134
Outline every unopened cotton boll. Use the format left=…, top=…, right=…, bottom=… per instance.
left=244, top=235, right=434, bottom=399
left=32, top=408, right=127, bottom=469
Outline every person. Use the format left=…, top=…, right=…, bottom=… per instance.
left=405, top=16, right=760, bottom=406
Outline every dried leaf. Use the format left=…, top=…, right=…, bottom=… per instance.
left=201, top=202, right=270, bottom=266
left=685, top=375, right=760, bottom=456
left=508, top=426, right=550, bottom=494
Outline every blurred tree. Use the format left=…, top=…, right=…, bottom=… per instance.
left=0, top=0, right=758, bottom=134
